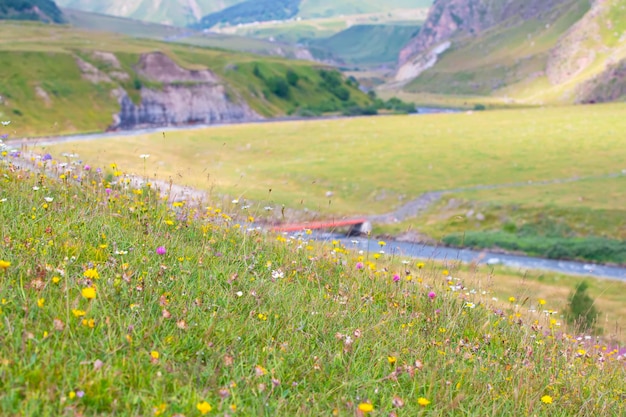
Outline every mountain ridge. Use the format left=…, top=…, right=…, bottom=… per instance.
left=396, top=0, right=626, bottom=104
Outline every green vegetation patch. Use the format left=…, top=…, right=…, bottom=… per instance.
left=1, top=138, right=625, bottom=416
left=312, top=24, right=421, bottom=66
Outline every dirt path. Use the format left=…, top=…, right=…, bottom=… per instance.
left=368, top=171, right=626, bottom=224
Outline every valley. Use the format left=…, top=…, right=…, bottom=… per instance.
left=1, top=1, right=626, bottom=414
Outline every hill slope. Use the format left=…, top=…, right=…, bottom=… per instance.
left=396, top=0, right=626, bottom=105
left=55, top=0, right=431, bottom=27
left=0, top=21, right=372, bottom=137
left=0, top=0, right=64, bottom=22
left=311, top=24, right=421, bottom=67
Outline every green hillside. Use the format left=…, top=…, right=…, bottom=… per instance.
left=0, top=0, right=64, bottom=22
left=400, top=0, right=626, bottom=105
left=298, top=0, right=431, bottom=18
left=2, top=139, right=626, bottom=416
left=63, top=7, right=314, bottom=60
left=0, top=21, right=373, bottom=137
left=312, top=24, right=421, bottom=67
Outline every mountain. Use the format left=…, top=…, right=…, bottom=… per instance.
left=194, top=0, right=300, bottom=30
left=0, top=0, right=65, bottom=23
left=55, top=0, right=430, bottom=27
left=396, top=0, right=626, bottom=104
left=55, top=0, right=242, bottom=26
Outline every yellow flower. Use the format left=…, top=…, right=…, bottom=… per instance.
left=417, top=397, right=431, bottom=406
left=541, top=395, right=553, bottom=404
left=84, top=268, right=99, bottom=279
left=81, top=287, right=96, bottom=299
left=72, top=309, right=86, bottom=317
left=68, top=391, right=76, bottom=399
left=509, top=296, right=516, bottom=303
left=357, top=403, right=374, bottom=413
left=442, top=269, right=449, bottom=276
left=538, top=299, right=546, bottom=305
left=196, top=401, right=213, bottom=414
left=37, top=298, right=45, bottom=308
left=387, top=356, right=397, bottom=365
left=378, top=241, right=386, bottom=247
left=417, top=262, right=424, bottom=269
left=150, top=350, right=159, bottom=360
left=0, top=260, right=10, bottom=269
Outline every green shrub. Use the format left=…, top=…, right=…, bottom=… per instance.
left=566, top=281, right=600, bottom=333
left=285, top=69, right=299, bottom=87
left=265, top=76, right=290, bottom=98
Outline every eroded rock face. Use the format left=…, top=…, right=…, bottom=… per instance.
left=134, top=52, right=219, bottom=84
left=114, top=84, right=259, bottom=129
left=396, top=0, right=581, bottom=81
left=577, top=59, right=626, bottom=103
left=110, top=52, right=260, bottom=130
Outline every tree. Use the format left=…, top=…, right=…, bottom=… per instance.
left=565, top=281, right=599, bottom=333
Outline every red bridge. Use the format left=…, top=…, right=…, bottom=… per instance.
left=271, top=218, right=372, bottom=235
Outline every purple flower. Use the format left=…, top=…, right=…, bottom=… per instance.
left=105, top=188, right=112, bottom=195
left=428, top=291, right=436, bottom=299
left=393, top=274, right=400, bottom=282
left=84, top=165, right=91, bottom=171
left=356, top=262, right=364, bottom=270
left=0, top=134, right=8, bottom=140
left=41, top=153, right=52, bottom=161
left=76, top=390, right=85, bottom=398
left=156, top=246, right=166, bottom=255
left=9, top=151, right=20, bottom=157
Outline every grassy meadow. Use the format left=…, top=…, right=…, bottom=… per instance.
left=33, top=103, right=626, bottom=253
left=2, top=126, right=626, bottom=416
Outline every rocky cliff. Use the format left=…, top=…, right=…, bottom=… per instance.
left=396, top=0, right=586, bottom=82
left=104, top=52, right=260, bottom=130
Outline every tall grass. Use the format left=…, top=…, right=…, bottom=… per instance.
left=1, top=137, right=625, bottom=416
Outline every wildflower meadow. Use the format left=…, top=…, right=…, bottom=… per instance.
left=1, top=134, right=625, bottom=416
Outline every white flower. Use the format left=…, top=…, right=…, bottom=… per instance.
left=0, top=198, right=6, bottom=203
left=231, top=199, right=239, bottom=204
left=32, top=186, right=40, bottom=191
left=236, top=291, right=243, bottom=297
left=1, top=121, right=10, bottom=126
left=44, top=197, right=54, bottom=202
left=271, top=269, right=284, bottom=279
left=139, top=154, right=150, bottom=159
left=465, top=302, right=476, bottom=309
left=264, top=206, right=273, bottom=211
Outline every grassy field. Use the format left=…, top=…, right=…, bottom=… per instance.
left=2, top=129, right=626, bottom=416
left=0, top=21, right=373, bottom=136
left=32, top=102, right=626, bottom=263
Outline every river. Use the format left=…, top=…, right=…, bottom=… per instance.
left=303, top=233, right=626, bottom=281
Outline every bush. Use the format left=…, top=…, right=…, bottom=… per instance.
left=566, top=281, right=599, bottom=333
left=285, top=69, right=299, bottom=87
left=473, top=103, right=487, bottom=111
left=265, top=76, right=290, bottom=98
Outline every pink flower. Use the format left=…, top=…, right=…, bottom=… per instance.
left=428, top=291, right=436, bottom=299
left=356, top=262, right=364, bottom=270
left=156, top=246, right=166, bottom=255
left=84, top=165, right=91, bottom=171
left=393, top=274, right=400, bottom=282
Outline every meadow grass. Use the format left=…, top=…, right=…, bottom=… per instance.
left=2, top=132, right=626, bottom=416
left=36, top=103, right=626, bottom=236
